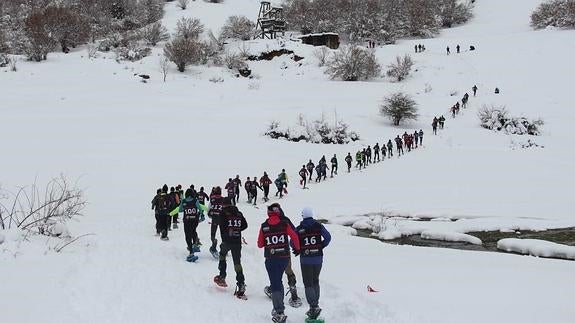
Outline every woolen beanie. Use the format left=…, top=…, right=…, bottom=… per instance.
left=301, top=207, right=314, bottom=219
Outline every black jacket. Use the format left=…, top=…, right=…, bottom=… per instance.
left=219, top=205, right=248, bottom=244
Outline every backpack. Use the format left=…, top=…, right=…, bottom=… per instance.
left=156, top=194, right=169, bottom=212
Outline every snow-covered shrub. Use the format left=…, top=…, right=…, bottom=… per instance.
left=0, top=176, right=86, bottom=234
left=140, top=22, right=169, bottom=46
left=0, top=53, right=9, bottom=67
left=531, top=0, right=575, bottom=29
left=9, top=55, right=17, bottom=72
left=223, top=52, right=248, bottom=71
left=87, top=43, right=98, bottom=59
left=209, top=76, right=224, bottom=83
left=386, top=54, right=414, bottom=82
left=478, top=105, right=544, bottom=135
left=379, top=92, right=419, bottom=126
left=164, top=36, right=209, bottom=72
left=175, top=17, right=204, bottom=40
left=325, top=45, right=381, bottom=81
left=115, top=44, right=151, bottom=62
left=177, top=0, right=190, bottom=10
left=510, top=139, right=544, bottom=150
left=313, top=46, right=330, bottom=67
left=220, top=16, right=256, bottom=41
left=264, top=114, right=360, bottom=144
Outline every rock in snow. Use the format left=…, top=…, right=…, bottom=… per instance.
left=497, top=238, right=575, bottom=260
left=420, top=230, right=482, bottom=245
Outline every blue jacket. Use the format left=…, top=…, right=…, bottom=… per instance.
left=295, top=218, right=331, bottom=265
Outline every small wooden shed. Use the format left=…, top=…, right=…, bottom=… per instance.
left=299, top=33, right=340, bottom=49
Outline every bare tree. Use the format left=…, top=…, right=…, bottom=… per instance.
left=380, top=92, right=418, bottom=126
left=177, top=0, right=190, bottom=10
left=220, top=15, right=256, bottom=40
left=159, top=56, right=169, bottom=82
left=0, top=175, right=87, bottom=234
left=175, top=17, right=204, bottom=40
left=42, top=6, right=90, bottom=52
left=140, top=22, right=169, bottom=46
left=164, top=36, right=208, bottom=72
left=24, top=11, right=57, bottom=61
left=386, top=54, right=414, bottom=82
left=325, top=45, right=381, bottom=81
left=313, top=46, right=330, bottom=67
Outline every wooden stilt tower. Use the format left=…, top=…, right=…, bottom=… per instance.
left=255, top=1, right=286, bottom=39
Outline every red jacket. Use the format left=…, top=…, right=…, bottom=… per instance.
left=257, top=212, right=300, bottom=251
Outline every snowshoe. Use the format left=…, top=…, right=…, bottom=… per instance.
left=214, top=276, right=227, bottom=288
left=287, top=286, right=302, bottom=308
left=234, top=284, right=248, bottom=300
left=186, top=254, right=198, bottom=262
left=288, top=296, right=302, bottom=308
left=306, top=307, right=322, bottom=320
left=305, top=318, right=325, bottom=323
left=210, top=248, right=219, bottom=260
left=271, top=312, right=287, bottom=323
left=160, top=236, right=169, bottom=241
left=264, top=286, right=272, bottom=298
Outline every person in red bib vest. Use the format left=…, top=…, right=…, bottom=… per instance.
left=258, top=205, right=300, bottom=323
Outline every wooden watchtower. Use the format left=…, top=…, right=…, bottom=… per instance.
left=255, top=1, right=286, bottom=39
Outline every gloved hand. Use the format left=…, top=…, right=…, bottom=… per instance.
left=292, top=249, right=300, bottom=257
left=200, top=215, right=205, bottom=222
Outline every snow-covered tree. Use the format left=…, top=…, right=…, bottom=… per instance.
left=138, top=0, right=164, bottom=25
left=386, top=54, right=414, bottom=81
left=164, top=36, right=208, bottom=72
left=140, top=22, right=169, bottom=45
left=380, top=92, right=419, bottom=126
left=437, top=0, right=473, bottom=28
left=325, top=45, right=381, bottom=81
left=175, top=17, right=204, bottom=40
left=220, top=16, right=256, bottom=40
left=531, top=0, right=575, bottom=29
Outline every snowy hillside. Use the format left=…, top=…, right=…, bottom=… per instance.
left=1, top=0, right=575, bottom=323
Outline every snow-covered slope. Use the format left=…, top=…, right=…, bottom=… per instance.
left=1, top=0, right=574, bottom=322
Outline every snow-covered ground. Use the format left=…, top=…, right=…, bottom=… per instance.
left=498, top=238, right=575, bottom=260
left=1, top=0, right=575, bottom=322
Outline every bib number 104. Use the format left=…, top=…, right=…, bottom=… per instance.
left=265, top=235, right=286, bottom=245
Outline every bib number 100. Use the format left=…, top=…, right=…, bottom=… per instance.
left=265, top=235, right=286, bottom=245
